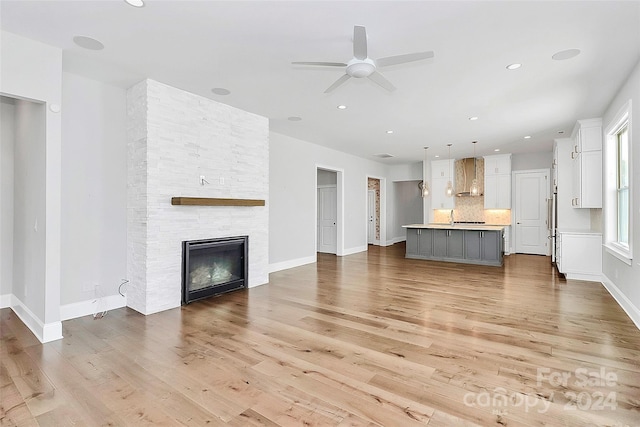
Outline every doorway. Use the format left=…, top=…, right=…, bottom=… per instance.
left=316, top=168, right=340, bottom=255
left=367, top=190, right=376, bottom=244
left=367, top=178, right=381, bottom=245
left=513, top=169, right=550, bottom=255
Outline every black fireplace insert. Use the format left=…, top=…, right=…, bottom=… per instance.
left=182, top=236, right=248, bottom=304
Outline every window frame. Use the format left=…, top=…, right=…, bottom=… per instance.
left=604, top=100, right=633, bottom=264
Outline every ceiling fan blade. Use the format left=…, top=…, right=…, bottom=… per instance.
left=292, top=61, right=347, bottom=67
left=324, top=74, right=351, bottom=93
left=376, top=51, right=435, bottom=68
left=368, top=71, right=396, bottom=92
left=353, top=25, right=367, bottom=60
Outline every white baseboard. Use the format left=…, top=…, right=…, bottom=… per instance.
left=0, top=293, right=11, bottom=308
left=565, top=272, right=603, bottom=282
left=10, top=295, right=63, bottom=343
left=269, top=255, right=317, bottom=273
left=60, top=293, right=127, bottom=321
left=601, top=274, right=640, bottom=331
left=342, top=245, right=367, bottom=256
left=384, top=236, right=406, bottom=246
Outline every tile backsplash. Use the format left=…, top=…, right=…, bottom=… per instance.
left=434, top=198, right=511, bottom=225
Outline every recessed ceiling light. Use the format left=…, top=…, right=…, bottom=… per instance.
left=287, top=116, right=302, bottom=121
left=386, top=130, right=394, bottom=134
left=506, top=63, right=522, bottom=70
left=124, top=0, right=145, bottom=7
left=469, top=116, right=479, bottom=121
left=524, top=135, right=531, bottom=139
left=494, top=148, right=501, bottom=152
left=434, top=155, right=440, bottom=158
left=552, top=49, right=581, bottom=61
left=211, top=88, right=230, bottom=95
left=73, top=36, right=104, bottom=51
left=337, top=105, right=347, bottom=110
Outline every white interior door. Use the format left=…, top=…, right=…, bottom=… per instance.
left=317, top=186, right=337, bottom=254
left=367, top=190, right=376, bottom=244
left=514, top=171, right=550, bottom=255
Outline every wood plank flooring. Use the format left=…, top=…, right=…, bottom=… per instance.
left=2, top=244, right=640, bottom=426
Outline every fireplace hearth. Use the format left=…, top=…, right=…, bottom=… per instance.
left=182, top=236, right=248, bottom=304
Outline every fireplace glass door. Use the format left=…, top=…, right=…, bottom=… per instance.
left=182, top=236, right=248, bottom=304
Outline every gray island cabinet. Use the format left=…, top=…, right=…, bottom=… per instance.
left=403, top=224, right=504, bottom=266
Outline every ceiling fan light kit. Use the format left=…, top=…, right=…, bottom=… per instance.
left=293, top=25, right=434, bottom=93
left=346, top=58, right=376, bottom=78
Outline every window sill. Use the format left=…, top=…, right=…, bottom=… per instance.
left=604, top=244, right=632, bottom=265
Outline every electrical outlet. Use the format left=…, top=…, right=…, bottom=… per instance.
left=219, top=177, right=225, bottom=185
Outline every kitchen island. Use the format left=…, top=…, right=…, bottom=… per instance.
left=403, top=224, right=505, bottom=266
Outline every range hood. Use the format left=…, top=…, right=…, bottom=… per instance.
left=455, top=157, right=483, bottom=197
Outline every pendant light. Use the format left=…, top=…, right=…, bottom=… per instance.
left=420, top=146, right=430, bottom=198
left=445, top=144, right=454, bottom=197
left=470, top=141, right=479, bottom=196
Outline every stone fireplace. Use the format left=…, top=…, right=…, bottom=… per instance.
left=126, top=79, right=269, bottom=315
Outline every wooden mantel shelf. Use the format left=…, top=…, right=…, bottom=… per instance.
left=171, top=197, right=265, bottom=207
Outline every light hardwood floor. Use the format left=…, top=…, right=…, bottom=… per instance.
left=2, top=244, right=640, bottom=426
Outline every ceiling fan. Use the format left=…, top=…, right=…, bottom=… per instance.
left=292, top=25, right=434, bottom=93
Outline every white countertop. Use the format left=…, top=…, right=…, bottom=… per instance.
left=403, top=223, right=506, bottom=231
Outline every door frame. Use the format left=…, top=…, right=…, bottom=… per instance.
left=315, top=165, right=345, bottom=256
left=512, top=168, right=551, bottom=255
left=317, top=185, right=338, bottom=253
left=365, top=175, right=386, bottom=247
left=367, top=189, right=377, bottom=244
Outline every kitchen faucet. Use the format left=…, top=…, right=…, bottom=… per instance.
left=449, top=209, right=454, bottom=226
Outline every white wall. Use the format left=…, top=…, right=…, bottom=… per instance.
left=392, top=181, right=423, bottom=241
left=386, top=161, right=424, bottom=243
left=0, top=31, right=62, bottom=342
left=13, top=99, right=47, bottom=320
left=269, top=131, right=388, bottom=267
left=60, top=72, right=127, bottom=308
left=601, top=60, right=640, bottom=328
left=387, top=161, right=423, bottom=181
left=0, top=98, right=15, bottom=298
left=512, top=151, right=552, bottom=171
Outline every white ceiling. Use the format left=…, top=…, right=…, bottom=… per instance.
left=2, top=1, right=639, bottom=163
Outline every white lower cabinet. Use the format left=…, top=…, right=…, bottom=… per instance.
left=556, top=231, right=602, bottom=281
left=484, top=173, right=511, bottom=209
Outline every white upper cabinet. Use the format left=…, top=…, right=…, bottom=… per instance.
left=432, top=159, right=451, bottom=178
left=484, top=154, right=511, bottom=175
left=483, top=154, right=512, bottom=209
left=570, top=118, right=602, bottom=208
left=431, top=159, right=455, bottom=210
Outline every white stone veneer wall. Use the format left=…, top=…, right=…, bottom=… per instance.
left=127, top=79, right=269, bottom=315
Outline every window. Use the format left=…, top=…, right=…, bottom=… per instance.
left=616, top=124, right=629, bottom=247
left=604, top=100, right=632, bottom=264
